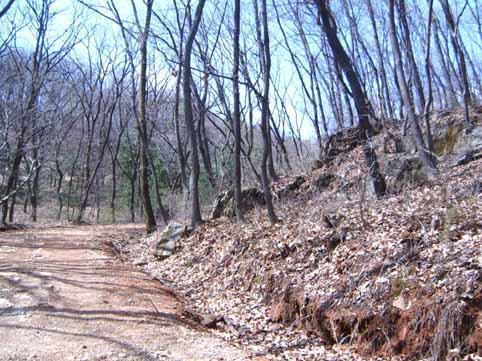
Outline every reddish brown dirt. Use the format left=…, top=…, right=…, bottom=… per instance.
left=0, top=224, right=248, bottom=361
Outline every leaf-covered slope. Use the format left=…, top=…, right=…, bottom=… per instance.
left=124, top=110, right=482, bottom=360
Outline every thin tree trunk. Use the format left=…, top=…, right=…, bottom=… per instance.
left=183, top=0, right=207, bottom=228
left=439, top=0, right=471, bottom=123
left=388, top=0, right=437, bottom=178
left=138, top=0, right=157, bottom=233
left=423, top=0, right=436, bottom=164
left=398, top=0, right=426, bottom=113
left=366, top=0, right=393, bottom=119
left=233, top=0, right=244, bottom=222
left=55, top=158, right=64, bottom=220
left=2, top=127, right=26, bottom=224
left=148, top=151, right=169, bottom=224
left=255, top=0, right=277, bottom=222
left=433, top=18, right=458, bottom=107
left=173, top=65, right=188, bottom=191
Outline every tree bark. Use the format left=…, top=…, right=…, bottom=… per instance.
left=233, top=0, right=244, bottom=223
left=183, top=0, right=207, bottom=228
left=137, top=0, right=157, bottom=233
left=439, top=0, right=471, bottom=123
left=423, top=0, right=436, bottom=164
left=255, top=0, right=277, bottom=222
left=398, top=0, right=426, bottom=113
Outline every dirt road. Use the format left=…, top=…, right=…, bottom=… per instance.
left=0, top=225, right=247, bottom=361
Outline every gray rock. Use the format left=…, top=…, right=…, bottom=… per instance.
left=211, top=190, right=233, bottom=219
left=452, top=147, right=482, bottom=167
left=383, top=154, right=427, bottom=190
left=211, top=188, right=265, bottom=219
left=200, top=314, right=225, bottom=328
left=430, top=122, right=482, bottom=162
left=431, top=122, right=464, bottom=156
left=154, top=222, right=185, bottom=260
left=454, top=125, right=482, bottom=153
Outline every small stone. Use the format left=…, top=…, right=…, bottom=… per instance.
left=201, top=314, right=225, bottom=328
left=393, top=294, right=411, bottom=310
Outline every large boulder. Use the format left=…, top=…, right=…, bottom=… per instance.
left=431, top=120, right=482, bottom=160
left=400, top=119, right=482, bottom=168
left=451, top=125, right=482, bottom=166
left=211, top=190, right=233, bottom=219
left=431, top=122, right=465, bottom=156
left=211, top=188, right=265, bottom=219
left=383, top=154, right=427, bottom=190
left=154, top=222, right=185, bottom=260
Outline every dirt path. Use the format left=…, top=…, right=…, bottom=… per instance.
left=0, top=225, right=248, bottom=361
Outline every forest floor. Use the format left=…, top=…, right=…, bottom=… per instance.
left=0, top=224, right=249, bottom=361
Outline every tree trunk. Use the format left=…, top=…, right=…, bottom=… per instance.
left=233, top=0, right=244, bottom=223
left=423, top=0, right=436, bottom=164
left=398, top=0, right=426, bottom=113
left=183, top=0, right=207, bottom=228
left=314, top=0, right=387, bottom=197
left=173, top=65, right=188, bottom=192
left=255, top=0, right=277, bottom=222
left=388, top=0, right=437, bottom=178
left=2, top=127, right=26, bottom=224
left=138, top=0, right=157, bottom=233
left=433, top=18, right=458, bottom=107
left=439, top=0, right=471, bottom=123
left=55, top=158, right=64, bottom=220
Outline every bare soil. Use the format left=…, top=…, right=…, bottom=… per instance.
left=0, top=224, right=248, bottom=361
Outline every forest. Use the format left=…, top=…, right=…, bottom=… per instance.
left=0, top=0, right=481, bottom=360
left=0, top=0, right=479, bottom=230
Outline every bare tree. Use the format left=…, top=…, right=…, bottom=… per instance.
left=138, top=0, right=157, bottom=233
left=439, top=0, right=472, bottom=123
left=314, top=0, right=387, bottom=197
left=183, top=0, right=207, bottom=228
left=255, top=0, right=277, bottom=222
left=232, top=0, right=243, bottom=222
left=388, top=0, right=437, bottom=178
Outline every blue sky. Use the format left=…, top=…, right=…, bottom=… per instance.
left=2, top=0, right=481, bottom=142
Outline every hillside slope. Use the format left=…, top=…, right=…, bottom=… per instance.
left=122, top=109, right=482, bottom=360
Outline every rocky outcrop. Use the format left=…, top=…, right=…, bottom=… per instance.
left=383, top=154, right=427, bottom=190
left=430, top=121, right=482, bottom=166
left=211, top=188, right=265, bottom=219
left=453, top=146, right=482, bottom=167
left=324, top=127, right=364, bottom=160
left=311, top=127, right=365, bottom=170
left=276, top=176, right=306, bottom=199
left=431, top=122, right=465, bottom=156
left=312, top=173, right=336, bottom=191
